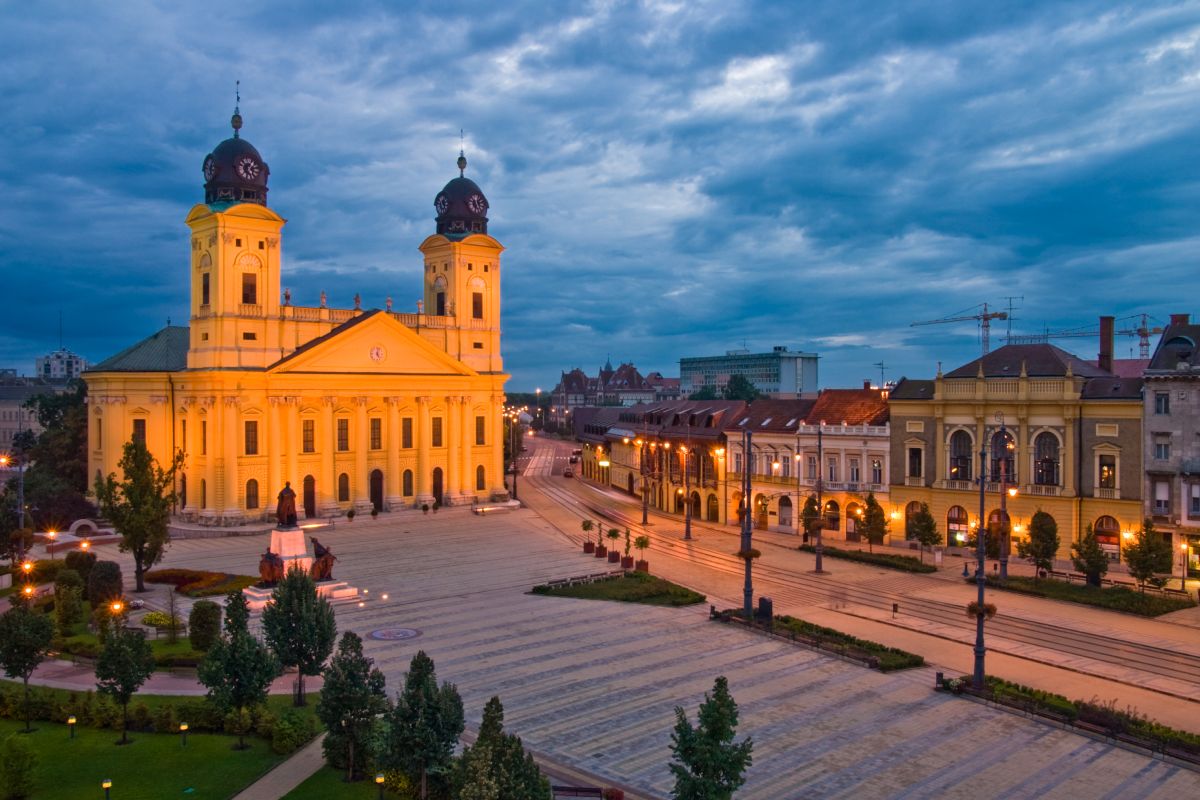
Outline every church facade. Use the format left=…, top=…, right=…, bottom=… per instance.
left=85, top=108, right=509, bottom=525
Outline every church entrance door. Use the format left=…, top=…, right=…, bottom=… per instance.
left=369, top=469, right=384, bottom=513
left=303, top=475, right=316, bottom=519
left=432, top=467, right=444, bottom=505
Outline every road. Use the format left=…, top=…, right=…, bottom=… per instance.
left=517, top=431, right=1200, bottom=732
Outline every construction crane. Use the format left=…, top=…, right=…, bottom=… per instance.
left=911, top=303, right=1008, bottom=356
left=1005, top=314, right=1163, bottom=358
left=1120, top=314, right=1164, bottom=359
left=1006, top=324, right=1097, bottom=345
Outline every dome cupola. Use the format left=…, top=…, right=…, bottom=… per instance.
left=202, top=102, right=270, bottom=206
left=433, top=150, right=488, bottom=237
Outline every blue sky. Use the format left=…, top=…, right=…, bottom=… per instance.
left=2, top=1, right=1199, bottom=391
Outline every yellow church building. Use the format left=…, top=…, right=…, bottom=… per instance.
left=85, top=107, right=509, bottom=525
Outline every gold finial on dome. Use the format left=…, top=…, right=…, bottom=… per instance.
left=231, top=80, right=243, bottom=138
left=457, top=129, right=467, bottom=176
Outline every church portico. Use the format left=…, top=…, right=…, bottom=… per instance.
left=85, top=106, right=509, bottom=528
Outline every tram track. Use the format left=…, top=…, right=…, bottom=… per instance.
left=523, top=465, right=1200, bottom=693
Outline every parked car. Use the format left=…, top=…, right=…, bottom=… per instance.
left=562, top=468, right=574, bottom=478
left=568, top=455, right=579, bottom=464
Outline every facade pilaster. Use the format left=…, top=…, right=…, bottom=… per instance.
left=222, top=396, right=242, bottom=521
left=446, top=396, right=461, bottom=501
left=492, top=396, right=506, bottom=498
left=354, top=396, right=371, bottom=511
left=386, top=397, right=403, bottom=509
left=268, top=396, right=282, bottom=507
left=320, top=396, right=339, bottom=514
left=285, top=398, right=299, bottom=497
left=200, top=397, right=217, bottom=518
left=184, top=398, right=200, bottom=514
left=461, top=396, right=474, bottom=501
left=416, top=396, right=432, bottom=505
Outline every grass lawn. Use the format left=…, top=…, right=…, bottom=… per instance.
left=530, top=571, right=705, bottom=606
left=978, top=575, right=1196, bottom=617
left=284, top=765, right=381, bottom=799
left=0, top=718, right=287, bottom=800
left=798, top=544, right=937, bottom=573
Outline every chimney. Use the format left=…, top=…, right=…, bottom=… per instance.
left=1098, top=315, right=1114, bottom=374
left=1171, top=313, right=1190, bottom=327
left=863, top=379, right=871, bottom=390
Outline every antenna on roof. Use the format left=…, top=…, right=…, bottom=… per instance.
left=1003, top=296, right=1023, bottom=339
left=873, top=361, right=886, bottom=388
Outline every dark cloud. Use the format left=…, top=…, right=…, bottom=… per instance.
left=2, top=0, right=1199, bottom=389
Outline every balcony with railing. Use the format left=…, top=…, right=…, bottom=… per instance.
left=1026, top=484, right=1062, bottom=497
left=1094, top=487, right=1121, bottom=500
left=238, top=303, right=262, bottom=316
left=389, top=312, right=457, bottom=329
left=946, top=480, right=974, bottom=491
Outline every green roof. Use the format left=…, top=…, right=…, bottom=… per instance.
left=88, top=326, right=189, bottom=373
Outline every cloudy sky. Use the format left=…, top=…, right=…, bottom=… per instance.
left=3, top=1, right=1199, bottom=391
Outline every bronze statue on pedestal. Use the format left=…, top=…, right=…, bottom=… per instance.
left=310, top=537, right=336, bottom=581
left=276, top=482, right=298, bottom=528
left=258, top=549, right=285, bottom=585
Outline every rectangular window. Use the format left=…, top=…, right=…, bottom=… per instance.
left=244, top=420, right=258, bottom=455
left=302, top=419, right=315, bottom=453
left=181, top=419, right=187, bottom=454
left=242, top=331, right=257, bottom=340
left=95, top=419, right=102, bottom=449
left=201, top=420, right=207, bottom=455
left=435, top=292, right=446, bottom=316
left=1098, top=454, right=1116, bottom=488
left=370, top=418, right=382, bottom=450
left=1191, top=484, right=1200, bottom=516
left=807, top=456, right=817, bottom=480
left=337, top=419, right=349, bottom=451
left=849, top=458, right=860, bottom=484
left=475, top=415, right=486, bottom=446
left=132, top=418, right=146, bottom=447
left=1155, top=436, right=1171, bottom=461
left=432, top=417, right=443, bottom=447
left=402, top=418, right=413, bottom=448
left=1155, top=392, right=1170, bottom=415
left=907, top=447, right=922, bottom=478
left=827, top=457, right=838, bottom=482
left=242, top=273, right=257, bottom=304
left=871, top=458, right=883, bottom=485
left=1154, top=481, right=1170, bottom=515
left=201, top=273, right=210, bottom=306
left=782, top=458, right=791, bottom=478
left=734, top=453, right=743, bottom=474
left=472, top=292, right=484, bottom=319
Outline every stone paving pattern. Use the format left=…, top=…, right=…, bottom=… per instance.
left=85, top=506, right=1200, bottom=799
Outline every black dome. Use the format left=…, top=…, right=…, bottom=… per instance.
left=202, top=110, right=270, bottom=206
left=433, top=153, right=488, bottom=237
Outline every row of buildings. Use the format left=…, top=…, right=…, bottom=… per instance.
left=573, top=321, right=1199, bottom=575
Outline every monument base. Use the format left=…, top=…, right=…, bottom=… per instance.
left=243, top=580, right=360, bottom=611
left=244, top=525, right=360, bottom=610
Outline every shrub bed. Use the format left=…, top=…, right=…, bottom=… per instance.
left=972, top=575, right=1195, bottom=617
left=531, top=572, right=705, bottom=606
left=799, top=544, right=937, bottom=573
left=714, top=608, right=925, bottom=672
left=145, top=568, right=258, bottom=597
left=54, top=632, right=208, bottom=669
left=945, top=675, right=1200, bottom=758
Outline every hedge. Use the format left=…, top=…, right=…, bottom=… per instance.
left=972, top=575, right=1195, bottom=617
left=144, top=568, right=258, bottom=597
left=799, top=544, right=937, bottom=573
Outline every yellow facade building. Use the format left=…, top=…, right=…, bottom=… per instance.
left=85, top=109, right=509, bottom=525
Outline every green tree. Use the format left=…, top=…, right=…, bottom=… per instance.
left=189, top=599, right=222, bottom=651
left=669, top=675, right=753, bottom=800
left=0, top=732, right=39, bottom=800
left=198, top=591, right=280, bottom=749
left=1017, top=510, right=1060, bottom=577
left=95, top=627, right=156, bottom=744
left=800, top=495, right=820, bottom=542
left=1122, top=518, right=1174, bottom=591
left=261, top=567, right=336, bottom=706
left=0, top=606, right=54, bottom=732
left=53, top=583, right=83, bottom=637
left=453, top=697, right=551, bottom=800
left=688, top=385, right=719, bottom=401
left=1071, top=524, right=1109, bottom=587
left=722, top=375, right=759, bottom=402
left=380, top=650, right=464, bottom=800
left=860, top=493, right=888, bottom=553
left=317, top=631, right=387, bottom=781
left=10, top=382, right=93, bottom=533
left=93, top=441, right=183, bottom=592
left=907, top=503, right=941, bottom=562
left=86, top=560, right=124, bottom=606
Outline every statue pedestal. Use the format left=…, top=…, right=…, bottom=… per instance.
left=270, top=527, right=312, bottom=576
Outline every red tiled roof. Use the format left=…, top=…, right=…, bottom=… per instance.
left=806, top=388, right=889, bottom=426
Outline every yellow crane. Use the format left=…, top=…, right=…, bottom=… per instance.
left=911, top=303, right=1008, bottom=356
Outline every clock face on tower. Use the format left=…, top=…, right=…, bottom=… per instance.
left=369, top=345, right=386, bottom=363
left=434, top=194, right=449, bottom=215
left=467, top=194, right=487, bottom=215
left=236, top=156, right=261, bottom=180
left=203, top=156, right=217, bottom=181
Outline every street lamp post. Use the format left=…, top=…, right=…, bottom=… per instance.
left=1182, top=542, right=1190, bottom=592
left=102, top=779, right=112, bottom=800
left=681, top=421, right=693, bottom=540
left=996, top=413, right=1015, bottom=580
left=973, top=441, right=990, bottom=691
left=376, top=773, right=386, bottom=799
left=814, top=423, right=826, bottom=573
left=740, top=428, right=754, bottom=620
left=506, top=411, right=519, bottom=502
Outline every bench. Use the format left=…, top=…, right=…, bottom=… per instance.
left=552, top=788, right=603, bottom=798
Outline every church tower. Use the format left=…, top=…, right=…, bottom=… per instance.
left=419, top=151, right=504, bottom=373
left=186, top=105, right=286, bottom=369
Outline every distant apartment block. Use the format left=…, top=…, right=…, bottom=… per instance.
left=36, top=348, right=88, bottom=382
left=680, top=346, right=819, bottom=398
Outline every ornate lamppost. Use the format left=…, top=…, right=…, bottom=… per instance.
left=972, top=439, right=990, bottom=690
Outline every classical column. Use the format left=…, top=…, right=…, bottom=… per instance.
left=320, top=396, right=339, bottom=514
left=268, top=396, right=282, bottom=504
left=201, top=397, right=216, bottom=518
left=461, top=396, right=474, bottom=501
left=354, top=396, right=370, bottom=510
left=184, top=399, right=201, bottom=514
left=285, top=398, right=299, bottom=496
left=416, top=396, right=432, bottom=505
left=223, top=396, right=241, bottom=521
left=492, top=395, right=505, bottom=498
left=446, top=396, right=461, bottom=502
left=386, top=397, right=402, bottom=509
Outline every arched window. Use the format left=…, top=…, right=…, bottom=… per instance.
left=846, top=502, right=863, bottom=539
left=947, top=505, right=969, bottom=545
left=1034, top=432, right=1060, bottom=486
left=991, top=429, right=1016, bottom=482
left=476, top=465, right=486, bottom=491
left=778, top=495, right=793, bottom=528
left=1094, top=515, right=1120, bottom=545
left=824, top=499, right=840, bottom=532
left=949, top=430, right=973, bottom=481
left=245, top=478, right=259, bottom=510
left=905, top=500, right=923, bottom=539
left=338, top=473, right=350, bottom=502
left=707, top=494, right=719, bottom=522
left=200, top=479, right=207, bottom=510
left=403, top=469, right=414, bottom=497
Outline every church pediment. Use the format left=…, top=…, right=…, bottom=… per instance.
left=269, top=310, right=478, bottom=377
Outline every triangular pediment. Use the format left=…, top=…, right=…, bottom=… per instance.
left=270, top=311, right=478, bottom=377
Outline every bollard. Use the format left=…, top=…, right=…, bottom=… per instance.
left=892, top=602, right=898, bottom=618
left=936, top=671, right=944, bottom=688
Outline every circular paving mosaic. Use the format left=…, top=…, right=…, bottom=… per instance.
left=369, top=627, right=422, bottom=641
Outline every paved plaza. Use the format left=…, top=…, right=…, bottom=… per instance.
left=97, top=506, right=1200, bottom=799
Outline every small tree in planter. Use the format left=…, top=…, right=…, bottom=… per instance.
left=422, top=503, right=430, bottom=515
left=594, top=521, right=608, bottom=558
left=634, top=536, right=650, bottom=572
left=621, top=528, right=634, bottom=569
left=346, top=508, right=356, bottom=522
left=581, top=520, right=595, bottom=554
left=606, top=528, right=621, bottom=563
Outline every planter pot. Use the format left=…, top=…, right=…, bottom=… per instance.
left=583, top=542, right=595, bottom=554
left=621, top=556, right=635, bottom=569
left=635, top=560, right=649, bottom=572
left=595, top=546, right=607, bottom=558
left=608, top=551, right=621, bottom=564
